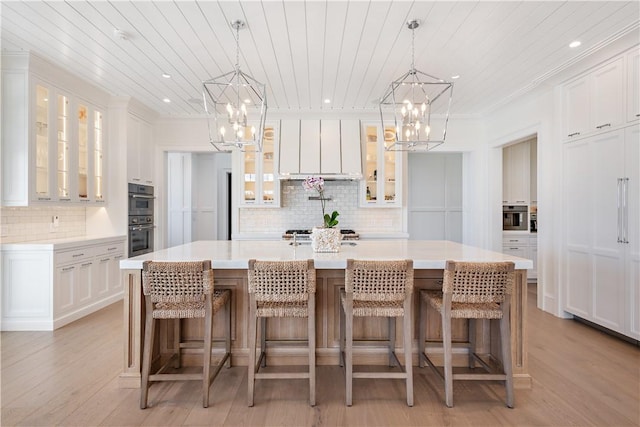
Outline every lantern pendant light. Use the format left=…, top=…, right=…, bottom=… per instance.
left=379, top=19, right=454, bottom=151
left=202, top=20, right=267, bottom=152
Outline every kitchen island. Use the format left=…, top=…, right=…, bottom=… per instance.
left=119, top=240, right=533, bottom=389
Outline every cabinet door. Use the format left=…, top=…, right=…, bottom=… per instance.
left=563, top=139, right=592, bottom=319
left=591, top=130, right=625, bottom=333
left=530, top=245, right=538, bottom=280
left=260, top=123, right=278, bottom=205
left=77, top=102, right=90, bottom=201
left=56, top=92, right=72, bottom=201
left=625, top=126, right=640, bottom=338
left=341, top=120, right=362, bottom=177
left=127, top=115, right=141, bottom=183
left=360, top=123, right=401, bottom=207
left=94, top=256, right=110, bottom=299
left=55, top=265, right=76, bottom=315
left=76, top=261, right=93, bottom=306
left=34, top=83, right=53, bottom=201
left=278, top=120, right=299, bottom=176
left=507, top=141, right=530, bottom=204
left=563, top=77, right=590, bottom=139
left=109, top=254, right=125, bottom=293
left=591, top=57, right=625, bottom=132
left=93, top=109, right=105, bottom=202
left=627, top=49, right=640, bottom=123
left=139, top=120, right=154, bottom=185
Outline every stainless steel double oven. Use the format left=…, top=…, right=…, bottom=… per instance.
left=128, top=183, right=155, bottom=257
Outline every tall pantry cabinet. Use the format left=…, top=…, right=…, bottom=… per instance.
left=562, top=47, right=640, bottom=340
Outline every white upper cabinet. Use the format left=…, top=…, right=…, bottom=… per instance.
left=627, top=49, right=640, bottom=123
left=563, top=54, right=627, bottom=140
left=502, top=140, right=530, bottom=205
left=239, top=122, right=280, bottom=207
left=320, top=120, right=341, bottom=174
left=563, top=77, right=591, bottom=139
left=278, top=119, right=300, bottom=176
left=1, top=55, right=108, bottom=206
left=361, top=123, right=401, bottom=207
left=591, top=57, right=625, bottom=131
left=127, top=114, right=154, bottom=185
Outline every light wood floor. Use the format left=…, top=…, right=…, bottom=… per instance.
left=2, top=284, right=639, bottom=426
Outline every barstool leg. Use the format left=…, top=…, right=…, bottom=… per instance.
left=442, top=309, right=454, bottom=408
left=388, top=317, right=396, bottom=367
left=403, top=307, right=414, bottom=407
left=308, top=293, right=316, bottom=406
left=225, top=295, right=232, bottom=368
left=345, top=303, right=353, bottom=406
left=248, top=301, right=257, bottom=407
left=140, top=299, right=155, bottom=409
left=260, top=317, right=267, bottom=368
left=501, top=307, right=514, bottom=408
left=203, top=302, right=213, bottom=408
left=339, top=298, right=345, bottom=367
left=468, top=318, right=476, bottom=369
left=418, top=291, right=427, bottom=368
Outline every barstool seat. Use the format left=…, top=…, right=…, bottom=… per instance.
left=140, top=260, right=231, bottom=409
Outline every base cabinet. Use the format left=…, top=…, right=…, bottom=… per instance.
left=1, top=236, right=125, bottom=331
left=503, top=234, right=537, bottom=280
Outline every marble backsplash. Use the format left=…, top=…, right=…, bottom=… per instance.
left=239, top=180, right=402, bottom=234
left=0, top=206, right=86, bottom=243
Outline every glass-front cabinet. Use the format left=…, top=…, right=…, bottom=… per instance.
left=1, top=56, right=108, bottom=206
left=361, top=123, right=402, bottom=207
left=239, top=123, right=279, bottom=207
left=35, top=85, right=51, bottom=200
left=93, top=111, right=104, bottom=202
left=29, top=81, right=106, bottom=204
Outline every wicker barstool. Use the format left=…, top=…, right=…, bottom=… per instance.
left=419, top=260, right=515, bottom=408
left=140, top=260, right=231, bottom=409
left=340, top=259, right=414, bottom=407
left=247, top=259, right=316, bottom=407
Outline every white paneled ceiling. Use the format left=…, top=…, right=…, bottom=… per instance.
left=1, top=1, right=638, bottom=117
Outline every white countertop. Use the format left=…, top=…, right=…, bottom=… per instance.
left=1, top=235, right=126, bottom=251
left=120, top=240, right=533, bottom=270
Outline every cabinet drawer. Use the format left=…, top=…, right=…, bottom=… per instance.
left=503, top=236, right=529, bottom=245
left=94, top=241, right=125, bottom=258
left=55, top=247, right=95, bottom=266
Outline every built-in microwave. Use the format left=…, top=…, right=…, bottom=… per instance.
left=128, top=183, right=154, bottom=216
left=503, top=205, right=528, bottom=231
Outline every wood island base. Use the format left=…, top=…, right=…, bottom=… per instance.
left=119, top=268, right=531, bottom=389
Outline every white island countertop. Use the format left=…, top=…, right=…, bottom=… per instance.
left=120, top=240, right=533, bottom=270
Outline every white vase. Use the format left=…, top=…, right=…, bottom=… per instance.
left=311, top=227, right=342, bottom=253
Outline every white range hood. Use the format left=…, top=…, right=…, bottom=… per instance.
left=278, top=119, right=363, bottom=180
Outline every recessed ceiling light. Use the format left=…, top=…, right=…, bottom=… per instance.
left=324, top=99, right=331, bottom=104
left=162, top=73, right=171, bottom=79
left=113, top=28, right=129, bottom=41
left=163, top=98, right=171, bottom=103
left=451, top=75, right=460, bottom=80
left=569, top=40, right=581, bottom=48
left=244, top=99, right=252, bottom=104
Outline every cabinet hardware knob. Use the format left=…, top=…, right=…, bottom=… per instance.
left=38, top=197, right=52, bottom=201
left=596, top=123, right=611, bottom=129
left=636, top=114, right=640, bottom=117
left=568, top=132, right=580, bottom=137
left=72, top=253, right=85, bottom=258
